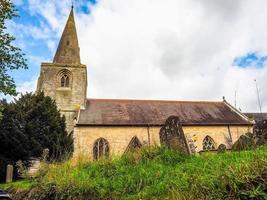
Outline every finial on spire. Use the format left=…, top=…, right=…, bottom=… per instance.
left=71, top=0, right=74, bottom=9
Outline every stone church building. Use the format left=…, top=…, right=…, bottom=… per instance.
left=37, top=8, right=253, bottom=160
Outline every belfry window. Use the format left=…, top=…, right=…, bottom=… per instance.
left=61, top=74, right=70, bottom=87
left=202, top=136, right=216, bottom=151
left=93, top=138, right=109, bottom=160
left=58, top=69, right=72, bottom=88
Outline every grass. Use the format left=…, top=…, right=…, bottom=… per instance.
left=0, top=179, right=33, bottom=190
left=1, top=146, right=267, bottom=200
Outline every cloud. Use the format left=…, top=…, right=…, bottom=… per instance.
left=16, top=78, right=37, bottom=95
left=11, top=0, right=267, bottom=112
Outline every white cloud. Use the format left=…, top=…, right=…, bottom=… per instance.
left=16, top=78, right=37, bottom=95
left=18, top=0, right=267, bottom=112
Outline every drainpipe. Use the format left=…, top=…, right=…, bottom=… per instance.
left=227, top=125, right=233, bottom=146
left=147, top=124, right=151, bottom=147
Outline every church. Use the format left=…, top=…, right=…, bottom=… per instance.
left=37, top=7, right=253, bottom=160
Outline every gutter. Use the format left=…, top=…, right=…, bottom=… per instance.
left=75, top=123, right=252, bottom=127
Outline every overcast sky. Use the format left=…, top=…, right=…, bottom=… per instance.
left=4, top=0, right=267, bottom=112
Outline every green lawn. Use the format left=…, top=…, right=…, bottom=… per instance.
left=1, top=146, right=267, bottom=200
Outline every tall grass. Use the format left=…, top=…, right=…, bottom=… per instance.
left=3, top=146, right=267, bottom=200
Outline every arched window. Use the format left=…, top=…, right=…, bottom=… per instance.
left=93, top=138, right=109, bottom=160
left=202, top=136, right=216, bottom=151
left=125, top=136, right=142, bottom=153
left=61, top=74, right=70, bottom=87
left=57, top=69, right=72, bottom=88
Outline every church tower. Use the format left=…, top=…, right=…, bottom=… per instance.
left=37, top=7, right=87, bottom=132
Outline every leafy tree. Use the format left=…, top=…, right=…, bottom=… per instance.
left=0, top=92, right=73, bottom=181
left=0, top=0, right=27, bottom=95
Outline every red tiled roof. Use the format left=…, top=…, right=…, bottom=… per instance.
left=77, top=99, right=250, bottom=126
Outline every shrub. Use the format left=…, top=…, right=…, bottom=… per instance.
left=0, top=92, right=73, bottom=182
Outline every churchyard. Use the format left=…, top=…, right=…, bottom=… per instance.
left=0, top=145, right=267, bottom=200
left=1, top=116, right=267, bottom=200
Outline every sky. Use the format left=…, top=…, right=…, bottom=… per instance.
left=3, top=0, right=267, bottom=112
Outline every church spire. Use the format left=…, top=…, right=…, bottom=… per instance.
left=53, top=7, right=81, bottom=64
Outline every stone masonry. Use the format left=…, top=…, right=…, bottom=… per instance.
left=37, top=7, right=87, bottom=132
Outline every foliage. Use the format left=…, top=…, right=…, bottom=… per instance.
left=4, top=146, right=267, bottom=200
left=0, top=180, right=32, bottom=191
left=0, top=92, right=73, bottom=182
left=0, top=0, right=27, bottom=96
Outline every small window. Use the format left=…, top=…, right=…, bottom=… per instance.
left=93, top=138, right=109, bottom=160
left=125, top=136, right=142, bottom=153
left=202, top=136, right=216, bottom=151
left=61, top=74, right=69, bottom=87
left=66, top=41, right=70, bottom=46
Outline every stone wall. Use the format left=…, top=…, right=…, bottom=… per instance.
left=73, top=125, right=252, bottom=159
left=37, top=62, right=87, bottom=132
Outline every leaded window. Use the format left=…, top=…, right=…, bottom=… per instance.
left=61, top=74, right=70, bottom=87
left=58, top=69, right=71, bottom=88
left=125, top=136, right=142, bottom=153
left=202, top=136, right=216, bottom=151
left=93, top=138, right=109, bottom=160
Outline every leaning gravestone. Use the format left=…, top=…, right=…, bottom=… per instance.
left=232, top=132, right=255, bottom=151
left=159, top=116, right=193, bottom=155
left=6, top=164, right=13, bottom=183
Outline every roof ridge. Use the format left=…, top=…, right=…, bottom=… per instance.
left=86, top=98, right=223, bottom=104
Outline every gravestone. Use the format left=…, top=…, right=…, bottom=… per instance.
left=16, top=160, right=24, bottom=178
left=187, top=136, right=196, bottom=154
left=217, top=144, right=227, bottom=153
left=6, top=164, right=13, bottom=183
left=232, top=132, right=255, bottom=151
left=254, top=119, right=267, bottom=146
left=42, top=148, right=49, bottom=161
left=159, top=116, right=192, bottom=155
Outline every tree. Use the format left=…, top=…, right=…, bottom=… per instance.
left=0, top=0, right=27, bottom=96
left=0, top=92, right=73, bottom=181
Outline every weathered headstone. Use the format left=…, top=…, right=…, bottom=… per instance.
left=217, top=144, right=227, bottom=153
left=187, top=136, right=196, bottom=154
left=254, top=119, right=267, bottom=146
left=16, top=160, right=24, bottom=178
left=159, top=116, right=192, bottom=155
left=42, top=148, right=49, bottom=161
left=6, top=164, right=13, bottom=183
left=232, top=132, right=255, bottom=151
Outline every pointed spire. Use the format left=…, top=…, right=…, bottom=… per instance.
left=53, top=7, right=81, bottom=64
